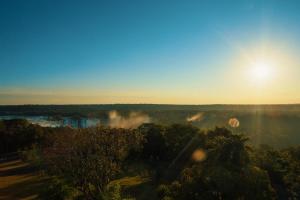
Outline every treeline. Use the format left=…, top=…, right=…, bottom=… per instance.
left=1, top=105, right=300, bottom=149
left=1, top=104, right=300, bottom=117
left=1, top=119, right=299, bottom=199
left=0, top=119, right=54, bottom=154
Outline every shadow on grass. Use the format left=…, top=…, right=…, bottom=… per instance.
left=0, top=176, right=48, bottom=200
left=0, top=163, right=35, bottom=177
left=0, top=160, right=24, bottom=169
left=0, top=159, right=48, bottom=200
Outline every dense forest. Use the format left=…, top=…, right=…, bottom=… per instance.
left=1, top=119, right=299, bottom=200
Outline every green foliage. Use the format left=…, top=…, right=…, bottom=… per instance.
left=0, top=119, right=51, bottom=154
left=20, top=146, right=43, bottom=168
left=139, top=123, right=167, bottom=161
left=206, top=129, right=250, bottom=168
left=102, top=183, right=122, bottom=200
left=40, top=177, right=76, bottom=200
left=42, top=127, right=143, bottom=199
left=2, top=119, right=300, bottom=200
left=158, top=127, right=276, bottom=200
left=254, top=145, right=300, bottom=199
left=157, top=182, right=182, bottom=200
left=164, top=124, right=200, bottom=160
left=139, top=123, right=204, bottom=163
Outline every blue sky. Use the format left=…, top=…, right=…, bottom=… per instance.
left=1, top=0, right=300, bottom=104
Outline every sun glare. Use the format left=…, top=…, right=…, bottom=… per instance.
left=252, top=61, right=272, bottom=80
left=249, top=59, right=275, bottom=84
left=234, top=44, right=289, bottom=89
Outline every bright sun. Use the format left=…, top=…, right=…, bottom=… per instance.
left=249, top=59, right=275, bottom=83
left=236, top=45, right=290, bottom=89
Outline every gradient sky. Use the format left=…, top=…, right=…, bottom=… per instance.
left=1, top=0, right=300, bottom=104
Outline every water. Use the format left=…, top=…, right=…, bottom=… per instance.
left=0, top=116, right=101, bottom=128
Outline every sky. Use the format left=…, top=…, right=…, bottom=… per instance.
left=0, top=0, right=300, bottom=105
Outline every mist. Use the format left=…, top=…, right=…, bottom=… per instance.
left=108, top=110, right=150, bottom=129
left=186, top=112, right=204, bottom=122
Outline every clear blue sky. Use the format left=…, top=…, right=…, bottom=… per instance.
left=1, top=0, right=300, bottom=104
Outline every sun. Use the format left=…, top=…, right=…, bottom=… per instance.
left=251, top=60, right=272, bottom=80
left=249, top=59, right=275, bottom=83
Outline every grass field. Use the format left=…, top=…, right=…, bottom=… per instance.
left=0, top=159, right=47, bottom=200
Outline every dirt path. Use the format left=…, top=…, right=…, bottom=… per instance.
left=0, top=159, right=47, bottom=200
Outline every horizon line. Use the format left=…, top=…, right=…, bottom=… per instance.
left=1, top=103, right=300, bottom=106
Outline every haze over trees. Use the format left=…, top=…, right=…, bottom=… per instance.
left=1, top=104, right=300, bottom=148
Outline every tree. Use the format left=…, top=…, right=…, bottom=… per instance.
left=0, top=119, right=48, bottom=154
left=164, top=124, right=200, bottom=160
left=254, top=145, right=300, bottom=199
left=43, top=127, right=143, bottom=199
left=139, top=123, right=167, bottom=161
left=158, top=128, right=276, bottom=200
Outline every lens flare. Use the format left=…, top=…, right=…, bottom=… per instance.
left=228, top=118, right=240, bottom=128
left=192, top=149, right=206, bottom=162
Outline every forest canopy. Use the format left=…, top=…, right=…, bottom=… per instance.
left=1, top=119, right=299, bottom=199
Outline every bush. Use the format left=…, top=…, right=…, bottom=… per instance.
left=40, top=177, right=76, bottom=200
left=103, top=183, right=121, bottom=200
left=20, top=146, right=43, bottom=168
